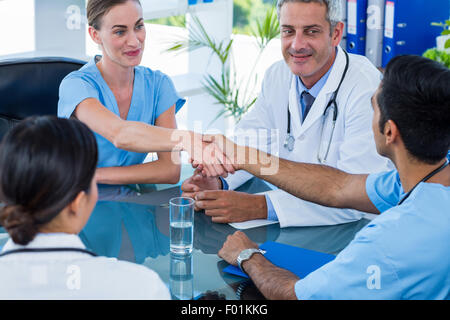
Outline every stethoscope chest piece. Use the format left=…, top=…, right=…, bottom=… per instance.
left=284, top=134, right=295, bottom=152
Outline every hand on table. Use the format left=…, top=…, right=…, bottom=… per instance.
left=181, top=170, right=222, bottom=211
left=194, top=190, right=268, bottom=223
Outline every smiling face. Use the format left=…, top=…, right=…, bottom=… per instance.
left=89, top=0, right=145, bottom=68
left=279, top=1, right=343, bottom=87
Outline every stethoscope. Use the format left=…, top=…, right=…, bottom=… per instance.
left=284, top=50, right=350, bottom=164
left=0, top=247, right=98, bottom=258
left=397, top=159, right=449, bottom=206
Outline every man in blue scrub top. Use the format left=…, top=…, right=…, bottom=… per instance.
left=214, top=55, right=450, bottom=299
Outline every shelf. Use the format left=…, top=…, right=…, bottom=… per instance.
left=141, top=0, right=224, bottom=20
left=171, top=73, right=205, bottom=97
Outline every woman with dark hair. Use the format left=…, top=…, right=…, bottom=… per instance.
left=0, top=116, right=170, bottom=299
left=58, top=0, right=233, bottom=184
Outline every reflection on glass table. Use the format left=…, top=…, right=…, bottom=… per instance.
left=79, top=200, right=170, bottom=263
left=170, top=253, right=193, bottom=300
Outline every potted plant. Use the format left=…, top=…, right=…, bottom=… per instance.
left=166, top=5, right=280, bottom=125
left=423, top=20, right=450, bottom=68
left=431, top=20, right=450, bottom=52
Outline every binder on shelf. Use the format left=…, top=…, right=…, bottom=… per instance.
left=346, top=0, right=368, bottom=55
left=188, top=0, right=214, bottom=3
left=382, top=0, right=450, bottom=68
left=340, top=0, right=348, bottom=50
left=365, top=0, right=385, bottom=67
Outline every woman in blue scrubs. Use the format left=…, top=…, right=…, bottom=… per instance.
left=58, top=0, right=231, bottom=183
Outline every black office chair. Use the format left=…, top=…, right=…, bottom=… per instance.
left=0, top=57, right=86, bottom=141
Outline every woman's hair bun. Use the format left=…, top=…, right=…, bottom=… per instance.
left=0, top=116, right=98, bottom=246
left=0, top=205, right=38, bottom=245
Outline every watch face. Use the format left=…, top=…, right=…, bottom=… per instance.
left=241, top=250, right=253, bottom=260
left=238, top=248, right=262, bottom=270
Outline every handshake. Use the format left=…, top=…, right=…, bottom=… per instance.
left=177, top=132, right=280, bottom=224
left=180, top=133, right=278, bottom=178
left=187, top=134, right=241, bottom=178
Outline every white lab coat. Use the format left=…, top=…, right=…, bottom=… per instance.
left=0, top=233, right=171, bottom=299
left=225, top=46, right=391, bottom=227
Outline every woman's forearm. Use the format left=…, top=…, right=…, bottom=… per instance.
left=96, top=157, right=181, bottom=185
left=113, top=121, right=190, bottom=153
left=75, top=98, right=192, bottom=153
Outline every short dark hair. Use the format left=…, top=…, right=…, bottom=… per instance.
left=377, top=55, right=450, bottom=164
left=87, top=0, right=141, bottom=30
left=0, top=116, right=98, bottom=245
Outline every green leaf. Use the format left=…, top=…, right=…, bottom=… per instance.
left=423, top=48, right=450, bottom=68
left=445, top=38, right=450, bottom=49
left=166, top=5, right=278, bottom=121
left=251, top=6, right=280, bottom=50
left=442, top=30, right=450, bottom=35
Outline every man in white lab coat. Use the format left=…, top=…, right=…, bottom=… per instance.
left=182, top=0, right=391, bottom=227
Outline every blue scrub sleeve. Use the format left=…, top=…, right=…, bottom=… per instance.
left=154, top=74, right=186, bottom=119
left=294, top=222, right=399, bottom=300
left=58, top=76, right=100, bottom=118
left=365, top=170, right=402, bottom=213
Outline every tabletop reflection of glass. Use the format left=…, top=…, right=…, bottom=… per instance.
left=0, top=177, right=370, bottom=300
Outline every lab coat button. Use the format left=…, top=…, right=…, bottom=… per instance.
left=298, top=135, right=305, bottom=141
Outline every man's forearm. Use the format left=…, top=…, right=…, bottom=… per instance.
left=242, top=254, right=299, bottom=300
left=236, top=146, right=352, bottom=209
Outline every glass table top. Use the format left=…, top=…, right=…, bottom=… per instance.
left=0, top=177, right=370, bottom=300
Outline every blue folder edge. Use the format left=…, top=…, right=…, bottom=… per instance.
left=223, top=241, right=335, bottom=279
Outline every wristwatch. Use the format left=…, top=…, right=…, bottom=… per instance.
left=236, top=248, right=265, bottom=273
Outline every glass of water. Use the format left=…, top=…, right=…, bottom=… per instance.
left=169, top=197, right=194, bottom=255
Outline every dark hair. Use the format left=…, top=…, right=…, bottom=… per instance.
left=87, top=0, right=141, bottom=30
left=377, top=55, right=450, bottom=164
left=0, top=116, right=98, bottom=245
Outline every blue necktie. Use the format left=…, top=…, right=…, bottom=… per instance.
left=301, top=91, right=315, bottom=123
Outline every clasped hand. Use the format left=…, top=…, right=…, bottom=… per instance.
left=186, top=133, right=239, bottom=178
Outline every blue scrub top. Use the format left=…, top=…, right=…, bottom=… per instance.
left=58, top=57, right=186, bottom=168
left=294, top=168, right=450, bottom=300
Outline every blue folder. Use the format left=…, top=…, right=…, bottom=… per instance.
left=223, top=241, right=335, bottom=279
left=382, top=0, right=450, bottom=67
left=346, top=0, right=368, bottom=55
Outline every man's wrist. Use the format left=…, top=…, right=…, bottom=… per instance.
left=249, top=194, right=268, bottom=219
left=233, top=145, right=248, bottom=171
left=240, top=250, right=265, bottom=274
